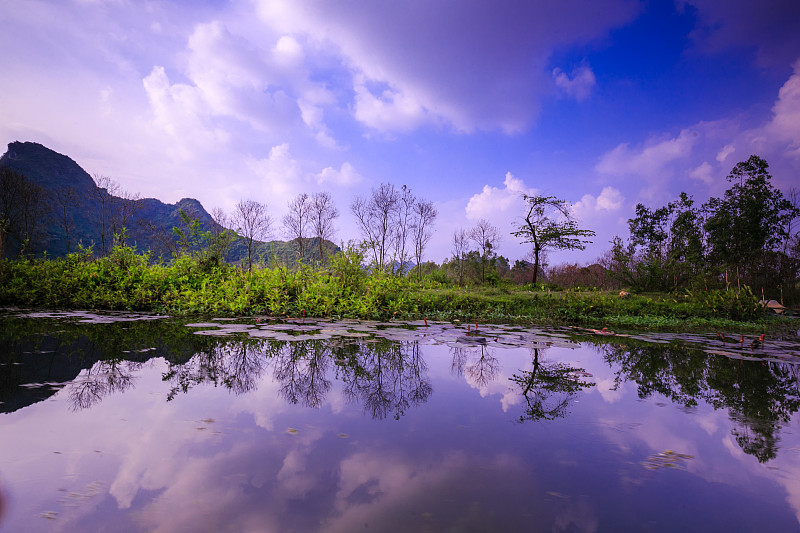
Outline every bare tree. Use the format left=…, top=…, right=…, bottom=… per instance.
left=0, top=168, right=48, bottom=257
left=209, top=206, right=235, bottom=263
left=351, top=183, right=400, bottom=271
left=282, top=193, right=311, bottom=262
left=92, top=174, right=119, bottom=256
left=412, top=199, right=437, bottom=280
left=110, top=187, right=141, bottom=248
left=452, top=227, right=469, bottom=286
left=392, top=185, right=416, bottom=275
left=53, top=185, right=78, bottom=254
left=232, top=199, right=272, bottom=272
left=469, top=219, right=501, bottom=282
left=309, top=192, right=339, bottom=263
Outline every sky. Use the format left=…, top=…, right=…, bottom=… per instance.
left=1, top=0, right=800, bottom=265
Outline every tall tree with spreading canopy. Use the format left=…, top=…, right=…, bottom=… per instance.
left=704, top=155, right=799, bottom=289
left=512, top=195, right=595, bottom=285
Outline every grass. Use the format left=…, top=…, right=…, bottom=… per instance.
left=0, top=245, right=791, bottom=332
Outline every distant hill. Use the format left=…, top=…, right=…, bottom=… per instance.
left=0, top=141, right=337, bottom=263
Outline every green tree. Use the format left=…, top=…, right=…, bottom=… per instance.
left=512, top=195, right=595, bottom=285
left=624, top=192, right=705, bottom=291
left=704, top=155, right=799, bottom=290
left=469, top=218, right=501, bottom=283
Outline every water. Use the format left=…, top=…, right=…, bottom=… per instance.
left=2, top=310, right=800, bottom=532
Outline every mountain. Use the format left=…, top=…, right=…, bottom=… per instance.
left=0, top=141, right=337, bottom=263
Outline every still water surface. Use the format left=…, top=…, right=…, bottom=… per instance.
left=2, top=310, right=800, bottom=532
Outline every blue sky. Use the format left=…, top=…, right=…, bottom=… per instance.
left=2, top=0, right=799, bottom=265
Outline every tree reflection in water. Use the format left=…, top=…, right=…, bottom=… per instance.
left=509, top=347, right=595, bottom=422
left=68, top=359, right=141, bottom=410
left=450, top=344, right=500, bottom=387
left=601, top=343, right=800, bottom=463
left=274, top=340, right=332, bottom=408
left=339, top=339, right=432, bottom=420
left=7, top=310, right=800, bottom=461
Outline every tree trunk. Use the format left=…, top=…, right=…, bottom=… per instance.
left=532, top=246, right=540, bottom=285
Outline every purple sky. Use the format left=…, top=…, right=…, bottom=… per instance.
left=2, top=0, right=799, bottom=264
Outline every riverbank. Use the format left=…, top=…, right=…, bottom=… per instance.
left=0, top=250, right=792, bottom=332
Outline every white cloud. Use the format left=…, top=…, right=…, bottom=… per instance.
left=572, top=187, right=624, bottom=219
left=466, top=172, right=537, bottom=221
left=315, top=162, right=362, bottom=187
left=689, top=162, right=715, bottom=183
left=553, top=64, right=597, bottom=101
left=595, top=186, right=625, bottom=211
left=254, top=0, right=639, bottom=133
left=142, top=66, right=227, bottom=159
left=273, top=35, right=304, bottom=67
left=246, top=143, right=303, bottom=207
left=352, top=74, right=428, bottom=133
left=765, top=59, right=800, bottom=157
left=596, top=128, right=697, bottom=177
left=716, top=144, right=735, bottom=163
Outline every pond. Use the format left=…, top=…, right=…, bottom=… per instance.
left=2, top=310, right=800, bottom=532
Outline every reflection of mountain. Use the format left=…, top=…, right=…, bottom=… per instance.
left=602, top=343, right=800, bottom=463
left=0, top=314, right=218, bottom=413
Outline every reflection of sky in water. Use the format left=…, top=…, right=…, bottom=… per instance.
left=2, top=334, right=800, bottom=531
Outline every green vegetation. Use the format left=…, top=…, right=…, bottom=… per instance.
left=605, top=156, right=799, bottom=302
left=0, top=242, right=788, bottom=331
left=1, top=142, right=797, bottom=331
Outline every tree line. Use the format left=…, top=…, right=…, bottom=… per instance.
left=2, top=154, right=798, bottom=302
left=604, top=155, right=799, bottom=300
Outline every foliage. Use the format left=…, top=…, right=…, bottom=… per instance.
left=609, top=156, right=799, bottom=300
left=512, top=195, right=596, bottom=285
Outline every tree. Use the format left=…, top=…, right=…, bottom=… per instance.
left=351, top=183, right=400, bottom=272
left=110, top=187, right=141, bottom=248
left=666, top=193, right=705, bottom=289
left=510, top=348, right=594, bottom=422
left=469, top=219, right=501, bottom=282
left=393, top=185, right=416, bottom=275
left=92, top=174, right=119, bottom=256
left=232, top=199, right=272, bottom=272
left=451, top=227, right=469, bottom=286
left=309, top=192, right=339, bottom=263
left=209, top=207, right=235, bottom=264
left=512, top=195, right=595, bottom=285
left=412, top=199, right=437, bottom=280
left=0, top=167, right=48, bottom=258
left=52, top=186, right=78, bottom=254
left=282, top=193, right=311, bottom=262
left=624, top=193, right=705, bottom=291
left=704, top=155, right=799, bottom=289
